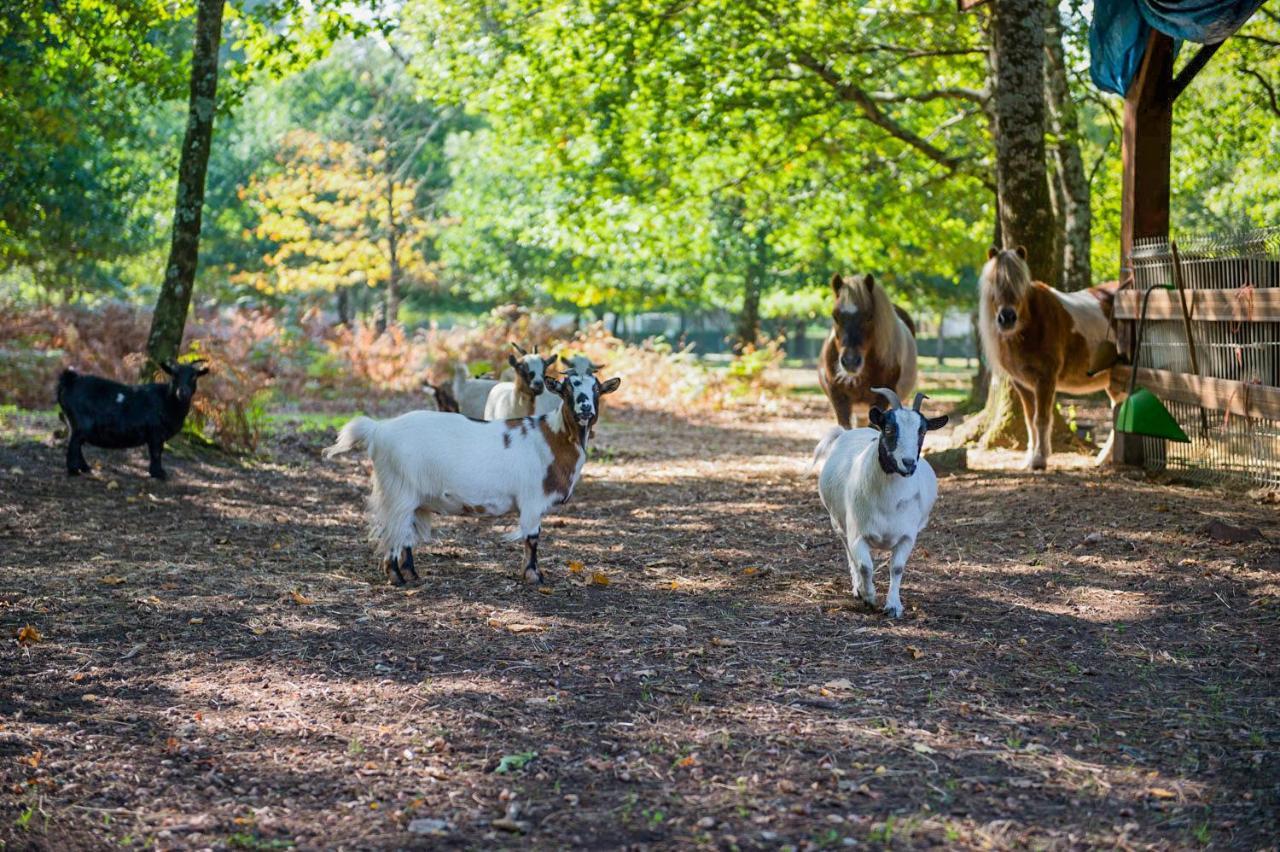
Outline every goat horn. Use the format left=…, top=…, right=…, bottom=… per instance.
left=912, top=392, right=928, bottom=412
left=511, top=341, right=527, bottom=355
left=871, top=387, right=902, bottom=409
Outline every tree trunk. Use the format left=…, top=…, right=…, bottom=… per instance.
left=379, top=162, right=401, bottom=334
left=144, top=0, right=225, bottom=373
left=1043, top=3, right=1092, bottom=292
left=935, top=311, right=946, bottom=364
left=736, top=275, right=761, bottom=350
left=959, top=1, right=1076, bottom=449
left=988, top=0, right=1058, bottom=285
left=336, top=287, right=352, bottom=326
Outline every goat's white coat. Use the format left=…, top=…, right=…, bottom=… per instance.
left=324, top=406, right=585, bottom=556
left=814, top=412, right=938, bottom=617
left=453, top=364, right=500, bottom=419
left=484, top=354, right=554, bottom=420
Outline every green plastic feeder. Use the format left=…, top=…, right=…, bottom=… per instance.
left=1115, top=283, right=1191, bottom=444
left=1115, top=387, right=1190, bottom=442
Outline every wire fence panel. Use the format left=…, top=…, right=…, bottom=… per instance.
left=1130, top=227, right=1280, bottom=488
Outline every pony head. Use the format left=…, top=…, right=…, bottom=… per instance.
left=829, top=272, right=888, bottom=379
left=980, top=246, right=1032, bottom=335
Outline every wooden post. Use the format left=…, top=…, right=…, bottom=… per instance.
left=1113, top=31, right=1175, bottom=467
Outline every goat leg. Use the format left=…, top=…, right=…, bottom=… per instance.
left=382, top=551, right=407, bottom=586
left=399, top=546, right=419, bottom=583
left=852, top=537, right=877, bottom=608
left=146, top=437, right=167, bottom=480
left=522, top=531, right=543, bottom=585
left=66, top=432, right=90, bottom=475
left=884, top=537, right=914, bottom=619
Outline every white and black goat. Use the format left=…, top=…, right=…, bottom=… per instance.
left=56, top=360, right=210, bottom=480
left=484, top=343, right=559, bottom=420
left=814, top=387, right=947, bottom=617
left=324, top=370, right=621, bottom=585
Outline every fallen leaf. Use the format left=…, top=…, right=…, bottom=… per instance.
left=677, top=754, right=697, bottom=767
left=710, top=637, right=736, bottom=647
left=567, top=560, right=585, bottom=574
left=290, top=590, right=314, bottom=606
left=105, top=480, right=120, bottom=491
left=589, top=571, right=609, bottom=587
left=16, top=624, right=42, bottom=646
left=18, top=750, right=41, bottom=768
left=742, top=567, right=760, bottom=576
left=1149, top=787, right=1177, bottom=799
left=906, top=646, right=924, bottom=660
left=537, top=586, right=553, bottom=595
left=99, top=575, right=126, bottom=586
left=912, top=742, right=936, bottom=754
left=505, top=623, right=546, bottom=634
left=188, top=617, right=204, bottom=625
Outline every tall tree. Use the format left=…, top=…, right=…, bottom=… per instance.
left=144, top=0, right=225, bottom=371
left=987, top=0, right=1057, bottom=283
left=1043, top=3, right=1092, bottom=292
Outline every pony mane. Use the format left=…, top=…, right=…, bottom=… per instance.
left=838, top=275, right=906, bottom=366
left=977, top=249, right=1035, bottom=376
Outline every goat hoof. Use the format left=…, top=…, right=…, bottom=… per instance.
left=522, top=567, right=544, bottom=586
left=150, top=471, right=168, bottom=481
left=883, top=603, right=903, bottom=619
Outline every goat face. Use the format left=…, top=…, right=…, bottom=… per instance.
left=160, top=360, right=209, bottom=404
left=867, top=406, right=948, bottom=477
left=547, top=373, right=621, bottom=428
left=508, top=352, right=557, bottom=395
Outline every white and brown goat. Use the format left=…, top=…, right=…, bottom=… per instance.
left=324, top=371, right=621, bottom=585
left=485, top=343, right=559, bottom=420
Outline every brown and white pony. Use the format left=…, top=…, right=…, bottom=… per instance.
left=817, top=273, right=918, bottom=428
left=978, top=247, right=1121, bottom=470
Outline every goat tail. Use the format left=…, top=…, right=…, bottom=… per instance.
left=811, top=426, right=846, bottom=473
left=55, top=368, right=77, bottom=403
left=324, top=415, right=378, bottom=459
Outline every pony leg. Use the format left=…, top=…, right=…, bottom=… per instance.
left=1011, top=382, right=1039, bottom=470
left=1094, top=384, right=1125, bottom=466
left=832, top=394, right=854, bottom=429
left=1030, top=377, right=1056, bottom=471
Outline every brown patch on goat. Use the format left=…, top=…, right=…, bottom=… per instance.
left=538, top=418, right=583, bottom=501
left=461, top=504, right=488, bottom=516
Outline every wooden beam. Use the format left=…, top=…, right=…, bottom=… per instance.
left=1114, top=288, right=1280, bottom=321
left=1119, top=31, right=1176, bottom=281
left=1111, top=367, right=1280, bottom=422
left=1115, top=30, right=1176, bottom=466
left=1171, top=42, right=1224, bottom=101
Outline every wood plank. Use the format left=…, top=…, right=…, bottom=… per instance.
left=1111, top=366, right=1280, bottom=421
left=1114, top=288, right=1280, bottom=321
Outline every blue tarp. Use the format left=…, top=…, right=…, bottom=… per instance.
left=1090, top=0, right=1266, bottom=95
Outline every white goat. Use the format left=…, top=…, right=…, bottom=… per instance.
left=453, top=363, right=500, bottom=420
left=814, top=387, right=948, bottom=617
left=324, top=371, right=621, bottom=585
left=485, top=343, right=559, bottom=420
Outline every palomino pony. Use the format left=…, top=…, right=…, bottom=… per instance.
left=978, top=247, right=1121, bottom=470
left=818, top=273, right=918, bottom=428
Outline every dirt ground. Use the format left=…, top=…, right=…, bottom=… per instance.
left=1, top=397, right=1278, bottom=851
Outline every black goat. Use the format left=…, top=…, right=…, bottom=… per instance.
left=56, top=361, right=209, bottom=480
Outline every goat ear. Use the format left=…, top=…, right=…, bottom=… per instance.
left=544, top=376, right=563, bottom=394
left=830, top=273, right=844, bottom=296
left=868, top=406, right=886, bottom=430
left=159, top=361, right=176, bottom=376
left=926, top=414, right=949, bottom=431
left=987, top=246, right=999, bottom=260
left=544, top=353, right=559, bottom=367
left=507, top=353, right=519, bottom=368
left=1015, top=244, right=1027, bottom=260
left=598, top=377, right=621, bottom=395
left=863, top=273, right=875, bottom=290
